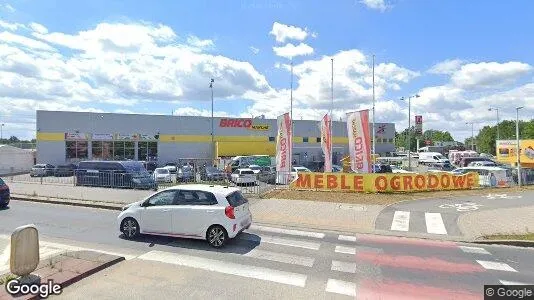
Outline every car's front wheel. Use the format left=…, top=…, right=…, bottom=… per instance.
left=121, top=218, right=140, bottom=239
left=206, top=225, right=228, bottom=248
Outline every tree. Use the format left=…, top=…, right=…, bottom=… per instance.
left=8, top=136, right=19, bottom=142
left=423, top=130, right=454, bottom=142
left=474, top=119, right=534, bottom=155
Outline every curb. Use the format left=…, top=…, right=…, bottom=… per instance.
left=11, top=196, right=123, bottom=211
left=472, top=239, right=534, bottom=248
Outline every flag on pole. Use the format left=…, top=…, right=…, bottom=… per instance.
left=347, top=109, right=372, bottom=173
left=320, top=113, right=332, bottom=172
left=275, top=112, right=292, bottom=174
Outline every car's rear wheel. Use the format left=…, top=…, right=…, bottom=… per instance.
left=121, top=218, right=140, bottom=239
left=206, top=225, right=228, bottom=248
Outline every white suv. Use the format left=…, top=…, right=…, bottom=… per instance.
left=117, top=184, right=252, bottom=248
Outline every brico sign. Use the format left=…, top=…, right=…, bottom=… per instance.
left=219, top=118, right=270, bottom=130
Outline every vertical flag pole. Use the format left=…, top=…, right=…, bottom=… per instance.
left=290, top=59, right=294, bottom=173
left=372, top=54, right=376, bottom=173
left=330, top=58, right=334, bottom=170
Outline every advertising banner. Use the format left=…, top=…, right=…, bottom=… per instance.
left=275, top=113, right=292, bottom=173
left=415, top=115, right=423, bottom=136
left=290, top=172, right=480, bottom=193
left=139, top=134, right=158, bottom=141
left=347, top=110, right=371, bottom=173
left=65, top=132, right=87, bottom=140
left=496, top=139, right=534, bottom=167
left=320, top=113, right=332, bottom=172
left=91, top=133, right=113, bottom=140
left=115, top=133, right=139, bottom=141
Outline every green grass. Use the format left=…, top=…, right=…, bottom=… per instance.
left=484, top=233, right=534, bottom=241
left=0, top=273, right=17, bottom=285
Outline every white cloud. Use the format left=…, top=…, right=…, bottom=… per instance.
left=451, top=61, right=532, bottom=89
left=360, top=0, right=389, bottom=12
left=249, top=46, right=260, bottom=55
left=173, top=107, right=231, bottom=117
left=0, top=20, right=26, bottom=31
left=29, top=22, right=48, bottom=34
left=269, top=22, right=309, bottom=43
left=273, top=42, right=314, bottom=59
left=0, top=31, right=56, bottom=52
left=1, top=4, right=15, bottom=13
left=186, top=35, right=214, bottom=50
left=428, top=59, right=464, bottom=75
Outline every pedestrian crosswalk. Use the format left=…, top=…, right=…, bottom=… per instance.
left=1, top=225, right=532, bottom=299
left=383, top=210, right=453, bottom=235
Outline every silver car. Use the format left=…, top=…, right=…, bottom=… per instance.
left=30, top=164, right=54, bottom=177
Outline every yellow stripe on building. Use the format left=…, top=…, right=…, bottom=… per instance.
left=217, top=141, right=276, bottom=156
left=36, top=132, right=65, bottom=141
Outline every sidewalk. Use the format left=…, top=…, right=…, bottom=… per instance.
left=458, top=205, right=534, bottom=240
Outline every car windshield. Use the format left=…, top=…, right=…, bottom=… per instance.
left=249, top=166, right=261, bottom=170
left=155, top=169, right=169, bottom=174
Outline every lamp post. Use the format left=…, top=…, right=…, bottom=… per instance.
left=209, top=79, right=215, bottom=159
left=0, top=123, right=4, bottom=142
left=400, top=94, right=420, bottom=171
left=465, top=122, right=475, bottom=150
left=516, top=106, right=524, bottom=187
left=488, top=107, right=500, bottom=141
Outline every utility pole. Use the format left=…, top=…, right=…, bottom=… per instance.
left=209, top=79, right=215, bottom=159
left=330, top=58, right=334, bottom=171
left=401, top=95, right=420, bottom=171
left=289, top=60, right=294, bottom=173
left=372, top=55, right=376, bottom=173
left=516, top=106, right=524, bottom=187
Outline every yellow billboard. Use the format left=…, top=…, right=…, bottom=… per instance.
left=289, top=172, right=479, bottom=193
left=496, top=139, right=534, bottom=167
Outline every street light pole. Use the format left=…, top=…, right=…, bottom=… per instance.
left=488, top=107, right=500, bottom=141
left=516, top=106, right=524, bottom=187
left=401, top=95, right=420, bottom=171
left=372, top=55, right=376, bottom=172
left=209, top=79, right=215, bottom=159
left=465, top=122, right=475, bottom=150
left=0, top=123, right=4, bottom=142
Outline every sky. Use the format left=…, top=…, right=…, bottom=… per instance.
left=0, top=0, right=533, bottom=141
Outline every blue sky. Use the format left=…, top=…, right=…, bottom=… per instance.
left=0, top=0, right=533, bottom=140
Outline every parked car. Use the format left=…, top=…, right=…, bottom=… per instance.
left=153, top=167, right=173, bottom=183
left=199, top=166, right=225, bottom=181
left=459, top=157, right=493, bottom=167
left=75, top=161, right=156, bottom=190
left=231, top=168, right=256, bottom=185
left=118, top=185, right=252, bottom=248
left=332, top=165, right=343, bottom=172
left=468, top=161, right=497, bottom=167
left=247, top=165, right=262, bottom=174
left=373, top=164, right=393, bottom=173
left=164, top=163, right=178, bottom=174
left=258, top=166, right=276, bottom=184
left=142, top=161, right=158, bottom=173
left=54, top=164, right=77, bottom=177
left=0, top=178, right=10, bottom=208
left=177, top=166, right=195, bottom=182
left=390, top=165, right=414, bottom=174
left=30, top=164, right=55, bottom=177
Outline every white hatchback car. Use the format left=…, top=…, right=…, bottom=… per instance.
left=117, top=185, right=252, bottom=248
left=153, top=167, right=173, bottom=183
left=231, top=168, right=256, bottom=185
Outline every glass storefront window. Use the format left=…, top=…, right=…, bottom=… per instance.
left=138, top=141, right=158, bottom=161
left=66, top=141, right=88, bottom=160
left=125, top=141, right=135, bottom=160
left=113, top=141, right=125, bottom=159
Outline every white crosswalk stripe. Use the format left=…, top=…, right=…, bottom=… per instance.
left=325, top=279, right=357, bottom=297
left=391, top=211, right=410, bottom=231
left=138, top=250, right=308, bottom=287
left=241, top=234, right=321, bottom=250
left=331, top=260, right=357, bottom=273
left=477, top=260, right=517, bottom=272
left=425, top=212, right=447, bottom=235
left=338, top=235, right=357, bottom=242
left=459, top=246, right=491, bottom=255
left=249, top=225, right=325, bottom=239
left=335, top=245, right=356, bottom=255
left=244, top=249, right=315, bottom=267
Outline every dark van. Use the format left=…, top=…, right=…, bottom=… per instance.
left=75, top=161, right=156, bottom=190
left=459, top=157, right=493, bottom=167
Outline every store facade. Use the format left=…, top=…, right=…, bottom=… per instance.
left=36, top=110, right=396, bottom=166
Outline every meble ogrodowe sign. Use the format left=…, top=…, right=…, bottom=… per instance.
left=219, top=118, right=270, bottom=131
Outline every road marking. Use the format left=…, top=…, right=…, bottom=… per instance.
left=391, top=211, right=410, bottom=231
left=138, top=250, right=307, bottom=287
left=338, top=235, right=357, bottom=242
left=242, top=234, right=321, bottom=250
left=425, top=213, right=447, bottom=235
left=500, top=280, right=531, bottom=285
left=244, top=249, right=314, bottom=267
left=331, top=260, right=357, bottom=273
left=476, top=260, right=517, bottom=272
left=325, top=279, right=357, bottom=297
left=335, top=245, right=356, bottom=255
left=459, top=246, right=491, bottom=255
left=248, top=225, right=325, bottom=239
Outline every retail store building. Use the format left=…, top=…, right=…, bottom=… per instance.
left=36, top=110, right=396, bottom=166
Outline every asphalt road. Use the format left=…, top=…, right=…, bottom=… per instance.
left=1, top=200, right=534, bottom=299
left=375, top=189, right=534, bottom=238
